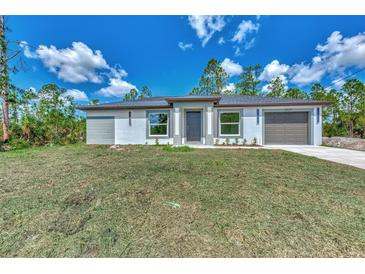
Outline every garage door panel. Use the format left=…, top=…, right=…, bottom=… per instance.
left=264, top=112, right=309, bottom=145
left=87, top=117, right=115, bottom=144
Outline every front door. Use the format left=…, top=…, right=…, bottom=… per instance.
left=186, top=111, right=202, bottom=142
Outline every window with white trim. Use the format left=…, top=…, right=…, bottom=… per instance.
left=149, top=112, right=168, bottom=136
left=219, top=111, right=240, bottom=136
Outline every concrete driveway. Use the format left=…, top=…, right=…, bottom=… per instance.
left=265, top=145, right=365, bottom=170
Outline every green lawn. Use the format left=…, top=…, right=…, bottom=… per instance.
left=1, top=144, right=365, bottom=257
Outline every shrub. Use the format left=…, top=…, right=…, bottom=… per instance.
left=234, top=138, right=239, bottom=145
left=9, top=137, right=31, bottom=149
left=243, top=138, right=247, bottom=145
left=215, top=139, right=219, bottom=145
left=155, top=138, right=160, bottom=146
left=252, top=137, right=257, bottom=146
left=225, top=138, right=230, bottom=145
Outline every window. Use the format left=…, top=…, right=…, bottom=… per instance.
left=256, top=109, right=260, bottom=125
left=149, top=112, right=168, bottom=136
left=316, top=108, right=320, bottom=124
left=219, top=111, right=240, bottom=136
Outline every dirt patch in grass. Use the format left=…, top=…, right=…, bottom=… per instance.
left=1, top=145, right=365, bottom=257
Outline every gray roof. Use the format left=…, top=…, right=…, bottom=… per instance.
left=77, top=95, right=331, bottom=110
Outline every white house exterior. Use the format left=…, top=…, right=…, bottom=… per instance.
left=78, top=95, right=331, bottom=146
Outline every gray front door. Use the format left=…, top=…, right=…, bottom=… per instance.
left=186, top=111, right=202, bottom=142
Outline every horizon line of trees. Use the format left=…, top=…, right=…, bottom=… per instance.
left=189, top=58, right=365, bottom=138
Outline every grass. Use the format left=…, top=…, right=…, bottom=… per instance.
left=1, top=144, right=365, bottom=257
left=162, top=145, right=194, bottom=152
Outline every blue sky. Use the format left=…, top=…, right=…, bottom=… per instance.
left=6, top=15, right=365, bottom=103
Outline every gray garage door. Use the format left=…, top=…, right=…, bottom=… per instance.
left=86, top=116, right=115, bottom=144
left=264, top=112, right=309, bottom=145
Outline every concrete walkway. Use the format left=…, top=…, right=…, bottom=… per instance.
left=265, top=145, right=365, bottom=170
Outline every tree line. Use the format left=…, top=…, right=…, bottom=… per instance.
left=0, top=84, right=85, bottom=148
left=190, top=58, right=365, bottom=138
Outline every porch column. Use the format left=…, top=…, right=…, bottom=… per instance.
left=206, top=106, right=214, bottom=145
left=173, top=107, right=182, bottom=145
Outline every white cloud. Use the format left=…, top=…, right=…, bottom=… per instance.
left=261, top=84, right=270, bottom=93
left=178, top=42, right=193, bottom=51
left=109, top=66, right=128, bottom=79
left=19, top=41, right=37, bottom=58
left=24, top=41, right=109, bottom=84
left=259, top=60, right=290, bottom=82
left=220, top=58, right=243, bottom=76
left=224, top=83, right=236, bottom=92
left=63, top=89, right=89, bottom=102
left=331, top=78, right=346, bottom=89
left=21, top=41, right=139, bottom=97
left=232, top=20, right=260, bottom=44
left=98, top=77, right=137, bottom=97
left=289, top=62, right=326, bottom=85
left=218, top=37, right=225, bottom=45
left=244, top=38, right=256, bottom=50
left=316, top=31, right=365, bottom=72
left=188, top=16, right=226, bottom=47
left=233, top=46, right=242, bottom=56
left=260, top=31, right=365, bottom=87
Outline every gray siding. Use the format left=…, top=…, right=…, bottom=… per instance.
left=87, top=116, right=115, bottom=144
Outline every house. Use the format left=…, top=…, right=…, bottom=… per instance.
left=77, top=95, right=331, bottom=146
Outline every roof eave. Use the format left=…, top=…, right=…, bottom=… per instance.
left=217, top=101, right=333, bottom=107
left=76, top=105, right=171, bottom=111
left=165, top=96, right=221, bottom=103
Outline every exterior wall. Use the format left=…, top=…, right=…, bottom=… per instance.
left=85, top=105, right=323, bottom=146
left=313, top=106, right=323, bottom=146
left=214, top=105, right=323, bottom=146
left=86, top=109, right=173, bottom=145
left=115, top=110, right=146, bottom=144
left=243, top=108, right=262, bottom=145
left=173, top=101, right=214, bottom=145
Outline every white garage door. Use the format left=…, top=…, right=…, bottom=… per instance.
left=86, top=116, right=115, bottom=144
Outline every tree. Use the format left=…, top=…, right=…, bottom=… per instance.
left=123, top=86, right=153, bottom=101
left=283, top=87, right=307, bottom=99
left=90, top=99, right=99, bottom=105
left=340, top=79, right=365, bottom=137
left=123, top=88, right=139, bottom=101
left=0, top=16, right=22, bottom=143
left=236, top=64, right=261, bottom=96
left=190, top=87, right=201, bottom=95
left=190, top=59, right=228, bottom=95
left=266, top=77, right=286, bottom=97
left=139, top=85, right=152, bottom=99
left=310, top=83, right=343, bottom=137
left=0, top=15, right=9, bottom=142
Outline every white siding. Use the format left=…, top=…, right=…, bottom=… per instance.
left=86, top=117, right=115, bottom=144
left=115, top=110, right=146, bottom=144
left=243, top=108, right=263, bottom=145
left=313, top=106, right=323, bottom=145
